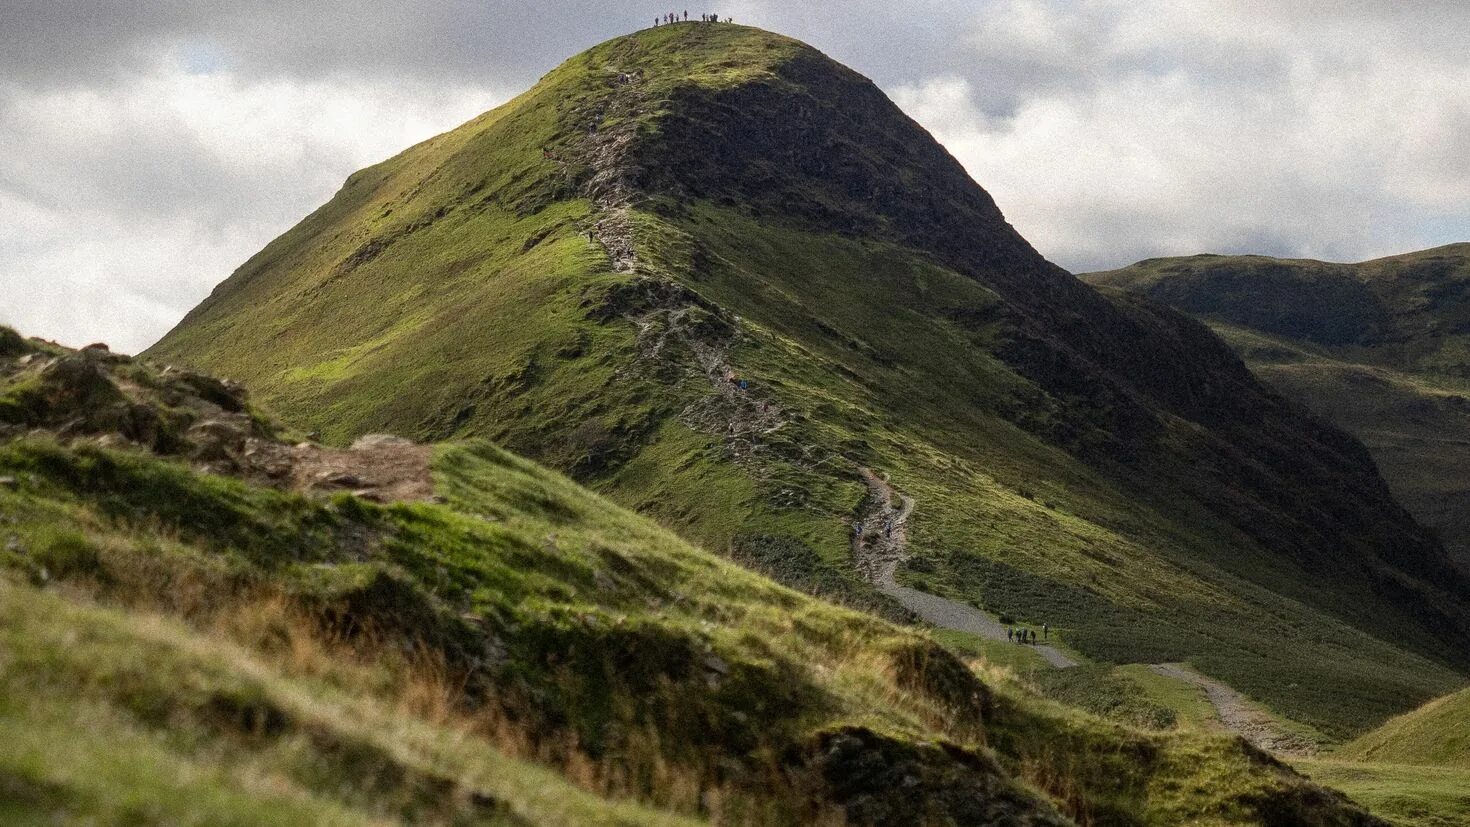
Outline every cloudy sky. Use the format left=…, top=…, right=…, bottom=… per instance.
left=3, top=1, right=1467, bottom=352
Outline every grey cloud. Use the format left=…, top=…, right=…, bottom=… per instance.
left=1, top=0, right=1466, bottom=351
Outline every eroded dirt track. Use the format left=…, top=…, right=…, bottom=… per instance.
left=239, top=434, right=436, bottom=504
left=1149, top=663, right=1318, bottom=756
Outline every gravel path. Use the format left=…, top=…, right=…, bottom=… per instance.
left=884, top=582, right=1078, bottom=668
left=853, top=469, right=1077, bottom=669
left=1148, top=663, right=1317, bottom=756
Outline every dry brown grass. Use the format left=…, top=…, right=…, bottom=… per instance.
left=32, top=535, right=834, bottom=824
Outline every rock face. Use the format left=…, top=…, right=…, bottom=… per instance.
left=148, top=24, right=1470, bottom=731
left=0, top=330, right=435, bottom=505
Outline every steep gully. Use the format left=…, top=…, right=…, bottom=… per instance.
left=568, top=53, right=1306, bottom=757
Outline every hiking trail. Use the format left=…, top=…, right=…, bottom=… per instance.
left=566, top=58, right=803, bottom=466
left=1148, top=663, right=1318, bottom=757
left=853, top=468, right=1078, bottom=669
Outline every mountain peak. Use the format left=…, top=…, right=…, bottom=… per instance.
left=151, top=25, right=1470, bottom=748
left=544, top=22, right=1052, bottom=285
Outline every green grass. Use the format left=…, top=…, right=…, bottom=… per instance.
left=930, top=628, right=1053, bottom=673
left=0, top=579, right=686, bottom=826
left=1028, top=666, right=1179, bottom=730
left=1114, top=664, right=1219, bottom=730
left=1293, top=760, right=1470, bottom=827
left=1338, top=685, right=1470, bottom=768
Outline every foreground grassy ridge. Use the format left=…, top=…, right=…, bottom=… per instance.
left=0, top=431, right=1390, bottom=824
left=147, top=25, right=1470, bottom=741
left=0, top=582, right=685, bottom=827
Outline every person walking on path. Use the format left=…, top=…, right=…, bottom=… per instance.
left=1042, top=623, right=1049, bottom=641
left=1007, top=628, right=1014, bottom=642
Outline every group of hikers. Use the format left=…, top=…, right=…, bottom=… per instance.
left=1008, top=624, right=1049, bottom=645
left=654, top=11, right=733, bottom=26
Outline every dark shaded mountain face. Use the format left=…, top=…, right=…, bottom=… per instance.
left=149, top=25, right=1470, bottom=735
left=1088, top=246, right=1470, bottom=572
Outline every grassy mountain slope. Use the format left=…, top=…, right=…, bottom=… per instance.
left=148, top=25, right=1470, bottom=739
left=1338, top=685, right=1470, bottom=769
left=1086, top=245, right=1470, bottom=571
left=0, top=328, right=1389, bottom=825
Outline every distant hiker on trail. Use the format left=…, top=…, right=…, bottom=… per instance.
left=684, top=10, right=688, bottom=19
left=738, top=379, right=749, bottom=391
left=1043, top=623, right=1049, bottom=640
left=1007, top=628, right=1014, bottom=642
left=884, top=518, right=893, bottom=537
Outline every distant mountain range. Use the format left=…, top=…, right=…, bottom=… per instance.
left=1088, top=244, right=1470, bottom=573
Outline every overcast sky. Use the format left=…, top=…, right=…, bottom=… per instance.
left=3, top=1, right=1467, bottom=353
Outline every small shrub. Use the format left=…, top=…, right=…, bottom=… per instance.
left=32, top=529, right=106, bottom=581
left=0, top=326, right=29, bottom=357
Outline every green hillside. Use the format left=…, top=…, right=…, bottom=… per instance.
left=0, top=327, right=1392, bottom=824
left=147, top=24, right=1470, bottom=740
left=1086, top=245, right=1470, bottom=571
left=1339, top=685, right=1470, bottom=768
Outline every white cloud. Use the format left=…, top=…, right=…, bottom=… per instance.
left=893, top=0, right=1470, bottom=270
left=0, top=66, right=499, bottom=352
